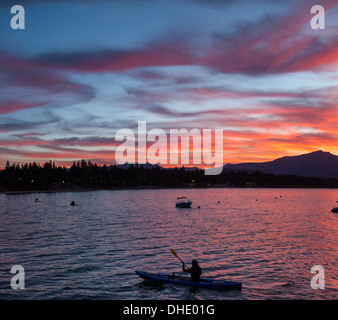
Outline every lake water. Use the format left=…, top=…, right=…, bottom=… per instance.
left=0, top=188, right=337, bottom=300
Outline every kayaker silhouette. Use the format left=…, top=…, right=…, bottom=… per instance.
left=182, top=260, right=202, bottom=282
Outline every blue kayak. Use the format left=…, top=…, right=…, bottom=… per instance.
left=135, top=271, right=242, bottom=290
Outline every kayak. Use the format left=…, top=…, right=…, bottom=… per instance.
left=135, top=271, right=242, bottom=290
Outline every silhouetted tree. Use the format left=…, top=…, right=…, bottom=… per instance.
left=1, top=160, right=337, bottom=191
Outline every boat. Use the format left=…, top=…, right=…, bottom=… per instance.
left=331, top=207, right=338, bottom=213
left=175, top=197, right=192, bottom=208
left=135, top=271, right=242, bottom=290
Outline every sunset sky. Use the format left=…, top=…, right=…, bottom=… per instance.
left=0, top=0, right=338, bottom=169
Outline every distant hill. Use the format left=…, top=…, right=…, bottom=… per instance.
left=114, top=163, right=163, bottom=170
left=114, top=163, right=200, bottom=171
left=223, top=150, right=338, bottom=178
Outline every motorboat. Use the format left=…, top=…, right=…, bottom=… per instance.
left=175, top=197, right=192, bottom=208
left=331, top=207, right=338, bottom=213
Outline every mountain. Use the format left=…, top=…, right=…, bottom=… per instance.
left=223, top=150, right=338, bottom=179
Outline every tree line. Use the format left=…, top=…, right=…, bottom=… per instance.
left=0, top=160, right=337, bottom=192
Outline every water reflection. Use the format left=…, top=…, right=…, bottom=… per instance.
left=0, top=188, right=337, bottom=300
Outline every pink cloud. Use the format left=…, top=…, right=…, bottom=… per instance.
left=0, top=100, right=48, bottom=115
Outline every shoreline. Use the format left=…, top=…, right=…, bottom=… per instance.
left=1, top=186, right=196, bottom=195
left=1, top=184, right=337, bottom=195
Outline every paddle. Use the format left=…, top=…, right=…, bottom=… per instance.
left=171, top=248, right=188, bottom=269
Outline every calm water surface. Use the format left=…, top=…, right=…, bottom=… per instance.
left=0, top=188, right=337, bottom=300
